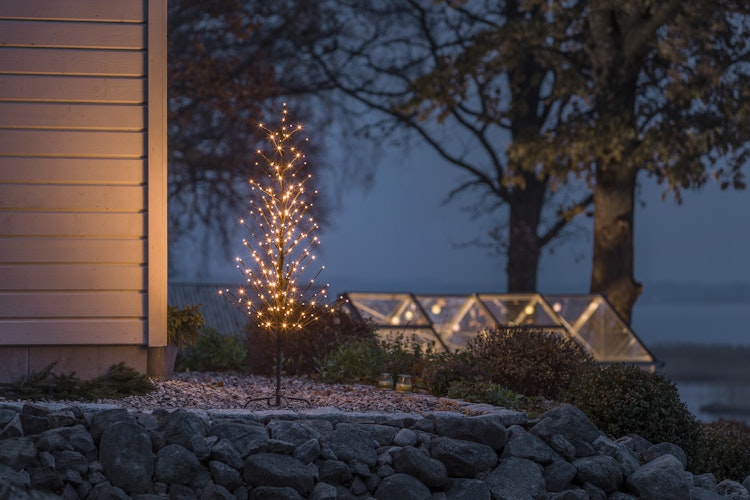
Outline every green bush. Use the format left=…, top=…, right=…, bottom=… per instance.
left=176, top=328, right=248, bottom=372
left=698, top=419, right=750, bottom=482
left=445, top=380, right=526, bottom=409
left=378, top=335, right=434, bottom=390
left=244, top=309, right=378, bottom=377
left=167, top=304, right=205, bottom=349
left=463, top=327, right=594, bottom=400
left=422, top=350, right=481, bottom=396
left=564, top=364, right=703, bottom=469
left=315, top=338, right=386, bottom=384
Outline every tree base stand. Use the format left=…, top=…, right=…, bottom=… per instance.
left=243, top=393, right=312, bottom=408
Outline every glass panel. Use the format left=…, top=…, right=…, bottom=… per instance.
left=546, top=295, right=653, bottom=362
left=480, top=294, right=560, bottom=326
left=346, top=292, right=430, bottom=326
left=375, top=326, right=447, bottom=352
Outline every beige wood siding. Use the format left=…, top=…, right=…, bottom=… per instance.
left=0, top=0, right=166, bottom=347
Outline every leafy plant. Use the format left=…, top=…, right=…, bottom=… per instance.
left=445, top=380, right=526, bottom=409
left=564, top=364, right=703, bottom=470
left=463, top=327, right=594, bottom=400
left=422, top=350, right=481, bottom=397
left=167, top=304, right=205, bottom=349
left=315, top=338, right=386, bottom=384
left=0, top=362, right=154, bottom=401
left=176, top=328, right=248, bottom=372
left=698, top=419, right=750, bottom=482
left=245, top=309, right=377, bottom=376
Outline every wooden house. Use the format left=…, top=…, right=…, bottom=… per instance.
left=0, top=0, right=168, bottom=381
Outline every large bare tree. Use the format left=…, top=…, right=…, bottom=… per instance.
left=309, top=0, right=592, bottom=292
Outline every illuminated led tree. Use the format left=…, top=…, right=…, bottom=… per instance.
left=220, top=103, right=329, bottom=406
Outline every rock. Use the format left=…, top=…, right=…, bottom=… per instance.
left=394, top=428, right=418, bottom=447
left=501, top=427, right=560, bottom=464
left=200, top=482, right=235, bottom=499
left=321, top=424, right=378, bottom=467
left=268, top=420, right=322, bottom=446
left=99, top=421, right=154, bottom=494
left=531, top=405, right=602, bottom=458
left=430, top=436, right=498, bottom=477
left=310, top=481, right=338, bottom=500
left=211, top=421, right=269, bottom=457
left=209, top=460, right=242, bottom=491
left=572, top=455, right=623, bottom=493
left=484, top=457, right=546, bottom=500
left=626, top=453, right=690, bottom=500
left=544, top=460, right=577, bottom=492
left=154, top=444, right=203, bottom=485
left=159, top=409, right=209, bottom=452
left=391, top=446, right=448, bottom=487
left=644, top=442, right=688, bottom=469
left=694, top=473, right=718, bottom=491
left=293, top=437, right=321, bottom=464
left=444, top=478, right=491, bottom=500
left=717, top=479, right=750, bottom=500
left=432, top=413, right=509, bottom=449
left=243, top=453, right=317, bottom=496
left=1, top=414, right=24, bottom=438
left=89, top=409, right=135, bottom=442
left=210, top=438, right=245, bottom=469
left=0, top=437, right=38, bottom=470
left=316, top=459, right=352, bottom=484
left=248, top=485, right=303, bottom=499
left=373, top=473, right=431, bottom=500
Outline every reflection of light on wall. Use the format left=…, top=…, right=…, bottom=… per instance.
left=431, top=304, right=442, bottom=315
left=524, top=305, right=535, bottom=315
left=404, top=310, right=414, bottom=321
left=552, top=302, right=562, bottom=313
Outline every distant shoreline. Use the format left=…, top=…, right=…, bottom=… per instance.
left=650, top=342, right=750, bottom=383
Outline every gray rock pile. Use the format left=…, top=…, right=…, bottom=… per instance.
left=1, top=401, right=749, bottom=499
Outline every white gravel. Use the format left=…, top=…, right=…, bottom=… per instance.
left=87, top=372, right=475, bottom=415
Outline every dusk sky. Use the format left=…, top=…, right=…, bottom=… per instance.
left=187, top=141, right=750, bottom=298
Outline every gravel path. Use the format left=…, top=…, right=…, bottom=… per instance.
left=87, top=372, right=474, bottom=415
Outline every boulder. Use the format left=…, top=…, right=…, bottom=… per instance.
left=484, top=457, right=546, bottom=500
left=373, top=473, right=431, bottom=500
left=99, top=421, right=154, bottom=494
left=391, top=446, right=448, bottom=487
left=626, top=453, right=690, bottom=500
left=430, top=436, right=498, bottom=477
left=243, top=453, right=317, bottom=496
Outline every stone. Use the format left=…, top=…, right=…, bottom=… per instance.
left=531, top=405, right=602, bottom=457
left=316, top=459, right=352, bottom=484
left=626, top=453, right=690, bottom=500
left=430, top=436, right=498, bottom=478
left=46, top=411, right=76, bottom=429
left=373, top=473, right=431, bottom=500
left=694, top=473, right=718, bottom=491
left=544, top=460, right=577, bottom=492
left=310, top=481, right=338, bottom=500
left=247, top=485, right=303, bottom=499
left=444, top=478, right=491, bottom=500
left=1, top=414, right=24, bottom=438
left=154, top=444, right=203, bottom=485
left=321, top=424, right=378, bottom=467
left=210, top=438, right=245, bottom=469
left=691, top=487, right=730, bottom=500
left=432, top=412, right=509, bottom=449
left=36, top=429, right=72, bottom=452
left=89, top=409, right=135, bottom=442
left=391, top=446, right=448, bottom=487
left=593, top=435, right=641, bottom=477
left=243, top=453, right=317, bottom=496
left=644, top=442, right=688, bottom=469
left=99, top=421, right=154, bottom=494
left=294, top=437, right=321, bottom=464
left=718, top=479, right=750, bottom=500
left=394, top=428, right=418, bottom=447
left=501, top=427, right=560, bottom=464
left=87, top=482, right=131, bottom=499
left=484, top=457, right=546, bottom=500
left=159, top=409, right=209, bottom=452
left=268, top=420, right=322, bottom=446
left=54, top=450, right=89, bottom=475
left=200, top=482, right=235, bottom=499
left=0, top=437, right=38, bottom=470
left=209, top=460, right=242, bottom=491
left=211, top=421, right=269, bottom=457
left=572, top=455, right=623, bottom=493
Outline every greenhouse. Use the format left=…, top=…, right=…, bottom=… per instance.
left=341, top=292, right=656, bottom=367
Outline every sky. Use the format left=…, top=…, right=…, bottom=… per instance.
left=181, top=141, right=750, bottom=298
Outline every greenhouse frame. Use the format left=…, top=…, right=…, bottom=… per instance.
left=341, top=292, right=656, bottom=367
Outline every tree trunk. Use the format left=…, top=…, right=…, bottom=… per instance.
left=590, top=165, right=642, bottom=324
left=506, top=177, right=545, bottom=292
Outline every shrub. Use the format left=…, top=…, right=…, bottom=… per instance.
left=167, top=304, right=204, bottom=349
left=445, top=380, right=526, bottom=408
left=698, top=419, right=750, bottom=482
left=176, top=328, right=248, bottom=372
left=245, top=309, right=377, bottom=376
left=315, top=338, right=386, bottom=384
left=564, top=364, right=703, bottom=469
left=378, top=335, right=434, bottom=390
left=422, top=351, right=480, bottom=396
left=463, top=327, right=594, bottom=400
